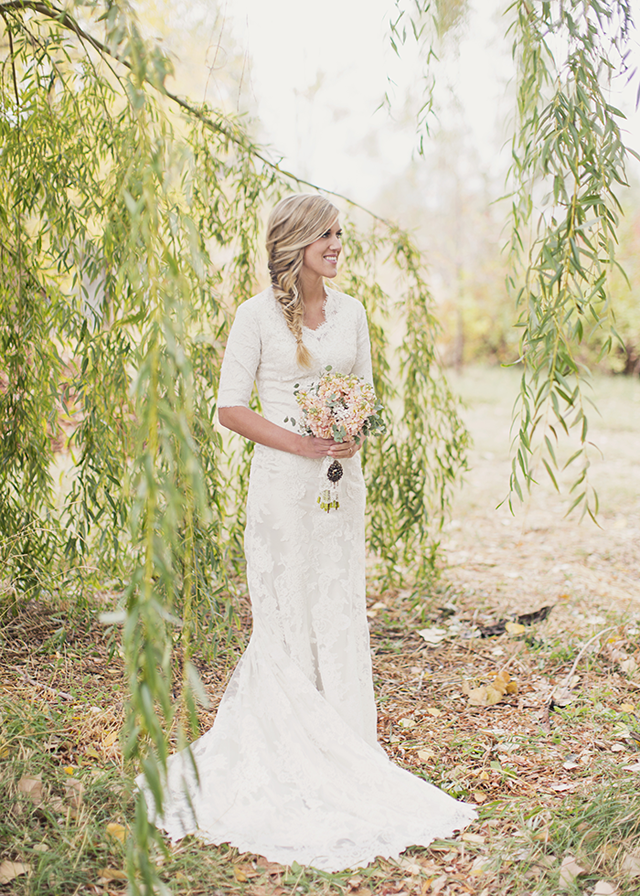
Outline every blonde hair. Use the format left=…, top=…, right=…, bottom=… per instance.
left=266, top=193, right=339, bottom=369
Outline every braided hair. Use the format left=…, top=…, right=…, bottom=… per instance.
left=266, top=194, right=339, bottom=369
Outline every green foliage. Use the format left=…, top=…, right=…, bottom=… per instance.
left=0, top=0, right=470, bottom=890
left=388, top=0, right=470, bottom=149
left=507, top=0, right=637, bottom=518
left=590, top=193, right=640, bottom=375
left=354, top=227, right=470, bottom=582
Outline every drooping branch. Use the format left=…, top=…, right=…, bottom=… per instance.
left=0, top=0, right=390, bottom=225
left=506, top=0, right=636, bottom=520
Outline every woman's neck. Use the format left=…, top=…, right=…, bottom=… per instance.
left=298, top=270, right=325, bottom=308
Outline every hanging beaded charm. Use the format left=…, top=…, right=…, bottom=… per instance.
left=318, top=458, right=344, bottom=512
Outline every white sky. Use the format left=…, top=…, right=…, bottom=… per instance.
left=211, top=0, right=640, bottom=211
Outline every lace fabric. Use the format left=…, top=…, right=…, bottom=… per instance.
left=137, top=286, right=476, bottom=871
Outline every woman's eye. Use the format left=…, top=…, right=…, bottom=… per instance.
left=336, top=230, right=343, bottom=239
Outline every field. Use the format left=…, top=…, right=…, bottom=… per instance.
left=1, top=366, right=639, bottom=896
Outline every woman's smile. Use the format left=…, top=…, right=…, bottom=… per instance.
left=301, top=219, right=342, bottom=279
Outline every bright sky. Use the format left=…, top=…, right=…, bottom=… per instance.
left=213, top=0, right=639, bottom=211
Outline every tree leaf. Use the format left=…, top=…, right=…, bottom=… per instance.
left=0, top=862, right=31, bottom=885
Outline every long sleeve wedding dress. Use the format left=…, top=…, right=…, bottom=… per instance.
left=139, top=286, right=476, bottom=872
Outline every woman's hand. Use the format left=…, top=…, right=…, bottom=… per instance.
left=328, top=438, right=363, bottom=460
left=296, top=436, right=338, bottom=459
left=297, top=436, right=363, bottom=460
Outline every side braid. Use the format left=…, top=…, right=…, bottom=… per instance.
left=266, top=194, right=339, bottom=369
left=269, top=252, right=314, bottom=369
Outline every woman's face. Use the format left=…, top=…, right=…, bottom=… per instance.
left=301, top=218, right=342, bottom=280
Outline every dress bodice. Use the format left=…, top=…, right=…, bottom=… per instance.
left=217, top=286, right=373, bottom=430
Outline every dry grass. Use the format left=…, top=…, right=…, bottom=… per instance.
left=1, top=366, right=640, bottom=895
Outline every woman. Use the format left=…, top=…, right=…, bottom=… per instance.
left=143, top=193, right=476, bottom=871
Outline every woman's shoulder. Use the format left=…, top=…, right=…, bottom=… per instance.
left=236, top=286, right=273, bottom=313
left=326, top=286, right=366, bottom=317
left=232, top=286, right=277, bottom=325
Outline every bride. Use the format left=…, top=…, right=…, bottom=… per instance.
left=140, top=193, right=476, bottom=871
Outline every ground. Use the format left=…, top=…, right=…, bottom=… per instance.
left=1, top=366, right=639, bottom=896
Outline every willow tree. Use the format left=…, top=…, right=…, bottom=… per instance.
left=0, top=0, right=469, bottom=890
left=3, top=0, right=635, bottom=890
left=394, top=0, right=637, bottom=515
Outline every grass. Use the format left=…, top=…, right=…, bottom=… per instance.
left=1, top=586, right=640, bottom=896
left=2, top=366, right=640, bottom=895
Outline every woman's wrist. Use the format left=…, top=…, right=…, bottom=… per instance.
left=291, top=433, right=304, bottom=456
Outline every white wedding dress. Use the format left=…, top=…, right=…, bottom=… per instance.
left=139, top=286, right=476, bottom=871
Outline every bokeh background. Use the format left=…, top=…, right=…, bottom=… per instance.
left=148, top=0, right=640, bottom=374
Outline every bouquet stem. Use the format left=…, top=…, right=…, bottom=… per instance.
left=318, top=459, right=343, bottom=512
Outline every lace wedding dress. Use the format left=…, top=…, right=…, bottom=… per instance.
left=139, top=286, right=476, bottom=871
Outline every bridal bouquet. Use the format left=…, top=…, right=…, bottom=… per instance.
left=286, top=368, right=385, bottom=512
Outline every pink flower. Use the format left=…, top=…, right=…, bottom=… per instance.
left=294, top=371, right=382, bottom=443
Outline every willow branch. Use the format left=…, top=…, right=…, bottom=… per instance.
left=0, top=0, right=391, bottom=226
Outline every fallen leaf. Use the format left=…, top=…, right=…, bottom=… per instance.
left=18, top=775, right=43, bottom=804
left=395, top=858, right=421, bottom=874
left=417, top=628, right=447, bottom=646
left=468, top=685, right=500, bottom=707
left=531, top=828, right=549, bottom=842
left=234, top=866, right=258, bottom=882
left=467, top=671, right=517, bottom=707
left=462, top=833, right=485, bottom=844
left=430, top=874, right=448, bottom=894
left=106, top=822, right=126, bottom=843
left=478, top=605, right=554, bottom=637
left=551, top=685, right=575, bottom=707
left=619, top=703, right=635, bottom=713
left=99, top=868, right=128, bottom=882
left=255, top=857, right=282, bottom=874
left=0, top=861, right=31, bottom=885
left=593, top=882, right=618, bottom=896
left=516, top=605, right=554, bottom=625
left=103, top=731, right=119, bottom=748
left=425, top=707, right=443, bottom=718
left=621, top=851, right=640, bottom=877
left=399, top=718, right=416, bottom=729
left=620, top=658, right=638, bottom=675
left=472, top=790, right=488, bottom=803
left=417, top=749, right=435, bottom=763
left=559, top=855, right=587, bottom=888
left=32, top=844, right=49, bottom=853
left=469, top=857, right=491, bottom=876
left=63, top=766, right=75, bottom=776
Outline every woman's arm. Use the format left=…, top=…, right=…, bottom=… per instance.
left=218, top=406, right=359, bottom=460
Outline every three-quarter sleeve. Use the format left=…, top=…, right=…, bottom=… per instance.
left=217, top=301, right=262, bottom=409
left=351, top=301, right=373, bottom=385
